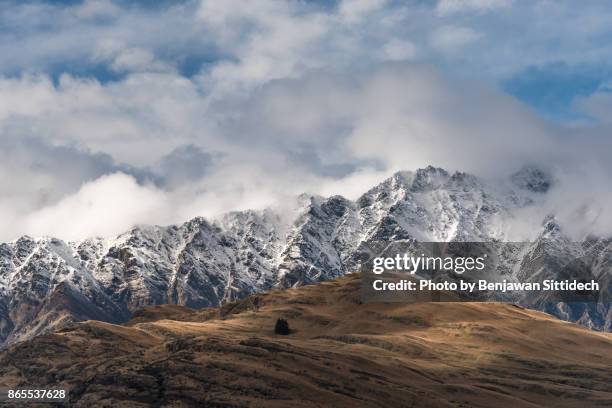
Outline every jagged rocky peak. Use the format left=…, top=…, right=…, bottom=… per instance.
left=220, top=209, right=262, bottom=225
left=447, top=171, right=480, bottom=189
left=320, top=195, right=352, bottom=218
left=116, top=224, right=163, bottom=246
left=5, top=235, right=37, bottom=266
left=0, top=165, right=611, bottom=347
left=540, top=215, right=566, bottom=239
left=368, top=166, right=452, bottom=195
left=511, top=166, right=553, bottom=193
left=183, top=216, right=213, bottom=233
left=410, top=165, right=450, bottom=192
left=294, top=193, right=351, bottom=221
left=363, top=170, right=410, bottom=194
left=360, top=166, right=458, bottom=208
left=390, top=170, right=413, bottom=187
left=357, top=170, right=412, bottom=208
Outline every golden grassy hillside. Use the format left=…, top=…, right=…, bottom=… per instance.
left=0, top=274, right=610, bottom=407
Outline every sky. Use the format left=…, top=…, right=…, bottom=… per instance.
left=1, top=0, right=612, bottom=241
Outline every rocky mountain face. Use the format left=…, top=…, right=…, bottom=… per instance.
left=0, top=166, right=610, bottom=346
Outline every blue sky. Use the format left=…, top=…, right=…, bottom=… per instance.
left=2, top=0, right=611, bottom=120
left=2, top=0, right=612, bottom=240
left=503, top=63, right=612, bottom=121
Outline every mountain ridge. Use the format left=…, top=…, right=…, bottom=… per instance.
left=0, top=166, right=610, bottom=346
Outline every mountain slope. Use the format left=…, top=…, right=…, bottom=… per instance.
left=0, top=166, right=610, bottom=346
left=0, top=274, right=610, bottom=407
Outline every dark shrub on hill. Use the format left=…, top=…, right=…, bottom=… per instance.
left=274, top=318, right=290, bottom=335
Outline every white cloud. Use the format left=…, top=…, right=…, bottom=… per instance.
left=110, top=48, right=174, bottom=73
left=436, top=0, right=513, bottom=15
left=72, top=0, right=120, bottom=20
left=339, top=0, right=388, bottom=23
left=197, top=0, right=331, bottom=97
left=0, top=73, right=209, bottom=167
left=23, top=173, right=172, bottom=241
left=430, top=26, right=482, bottom=52
left=1, top=63, right=612, bottom=241
left=1, top=0, right=611, bottom=90
left=383, top=39, right=417, bottom=61
left=92, top=40, right=172, bottom=73
left=1, top=0, right=612, bottom=242
left=0, top=1, right=205, bottom=75
left=575, top=90, right=612, bottom=123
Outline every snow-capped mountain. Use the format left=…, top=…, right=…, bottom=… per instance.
left=0, top=166, right=610, bottom=346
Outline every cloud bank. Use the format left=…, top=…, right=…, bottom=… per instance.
left=1, top=0, right=612, bottom=240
